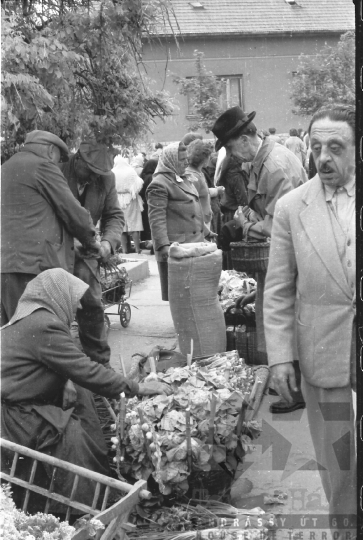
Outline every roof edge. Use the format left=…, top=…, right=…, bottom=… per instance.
left=145, top=28, right=352, bottom=40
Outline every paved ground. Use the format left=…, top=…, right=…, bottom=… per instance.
left=107, top=251, right=334, bottom=540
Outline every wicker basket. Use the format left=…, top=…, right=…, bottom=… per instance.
left=230, top=241, right=270, bottom=274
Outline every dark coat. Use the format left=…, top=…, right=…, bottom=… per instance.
left=1, top=309, right=138, bottom=511
left=60, top=157, right=125, bottom=252
left=146, top=171, right=207, bottom=261
left=1, top=149, right=97, bottom=275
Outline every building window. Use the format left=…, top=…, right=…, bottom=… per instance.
left=186, top=75, right=243, bottom=117
left=219, top=76, right=243, bottom=110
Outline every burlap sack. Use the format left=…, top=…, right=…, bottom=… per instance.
left=168, top=249, right=226, bottom=357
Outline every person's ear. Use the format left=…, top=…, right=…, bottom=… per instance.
left=48, top=144, right=61, bottom=164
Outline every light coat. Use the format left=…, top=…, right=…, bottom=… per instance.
left=264, top=174, right=355, bottom=388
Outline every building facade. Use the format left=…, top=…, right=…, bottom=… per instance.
left=142, top=0, right=354, bottom=144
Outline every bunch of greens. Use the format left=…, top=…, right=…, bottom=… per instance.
left=114, top=351, right=261, bottom=495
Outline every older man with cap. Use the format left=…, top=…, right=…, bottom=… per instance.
left=60, top=141, right=124, bottom=367
left=212, top=107, right=307, bottom=412
left=1, top=130, right=99, bottom=325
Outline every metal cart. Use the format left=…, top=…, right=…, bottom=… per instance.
left=101, top=263, right=133, bottom=330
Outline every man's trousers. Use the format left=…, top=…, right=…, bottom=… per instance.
left=74, top=257, right=111, bottom=366
left=301, top=377, right=356, bottom=540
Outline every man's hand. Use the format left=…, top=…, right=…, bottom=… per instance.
left=99, top=240, right=112, bottom=263
left=76, top=239, right=102, bottom=259
left=270, top=363, right=298, bottom=404
left=62, top=380, right=77, bottom=410
left=138, top=381, right=173, bottom=396
left=158, top=246, right=170, bottom=262
left=217, top=186, right=225, bottom=195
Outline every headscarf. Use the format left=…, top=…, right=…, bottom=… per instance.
left=2, top=269, right=89, bottom=329
left=154, top=142, right=186, bottom=179
left=112, top=155, right=144, bottom=209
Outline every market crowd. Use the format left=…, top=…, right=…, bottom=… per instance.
left=1, top=101, right=356, bottom=539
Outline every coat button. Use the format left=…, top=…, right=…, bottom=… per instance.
left=193, top=231, right=196, bottom=234
left=347, top=260, right=352, bottom=267
left=347, top=239, right=351, bottom=246
left=191, top=215, right=195, bottom=218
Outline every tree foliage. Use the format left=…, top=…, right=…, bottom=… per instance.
left=174, top=50, right=225, bottom=132
left=1, top=0, right=176, bottom=159
left=290, top=31, right=355, bottom=117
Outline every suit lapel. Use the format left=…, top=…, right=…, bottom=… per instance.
left=299, top=177, right=351, bottom=298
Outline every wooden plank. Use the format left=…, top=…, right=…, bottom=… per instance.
left=101, top=486, right=110, bottom=512
left=0, top=438, right=135, bottom=494
left=44, top=467, right=57, bottom=514
left=92, top=482, right=101, bottom=510
left=22, top=459, right=38, bottom=512
left=10, top=452, right=19, bottom=477
left=0, top=472, right=98, bottom=515
left=71, top=481, right=147, bottom=540
left=66, top=475, right=80, bottom=521
left=95, top=480, right=147, bottom=525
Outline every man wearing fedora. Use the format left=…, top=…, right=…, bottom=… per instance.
left=60, top=142, right=124, bottom=368
left=212, top=107, right=307, bottom=412
left=1, top=130, right=100, bottom=325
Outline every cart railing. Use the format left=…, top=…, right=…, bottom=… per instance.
left=0, top=437, right=150, bottom=540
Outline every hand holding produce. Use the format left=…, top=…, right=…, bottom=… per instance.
left=138, top=381, right=173, bottom=396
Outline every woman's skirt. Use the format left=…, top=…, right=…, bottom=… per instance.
left=123, top=199, right=143, bottom=232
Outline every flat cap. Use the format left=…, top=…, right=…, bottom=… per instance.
left=79, top=141, right=114, bottom=176
left=24, top=130, right=69, bottom=161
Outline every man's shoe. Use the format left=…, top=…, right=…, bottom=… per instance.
left=269, top=400, right=306, bottom=414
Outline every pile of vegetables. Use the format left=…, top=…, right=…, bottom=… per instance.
left=218, top=271, right=256, bottom=314
left=128, top=500, right=276, bottom=540
left=0, top=484, right=103, bottom=540
left=112, top=351, right=263, bottom=497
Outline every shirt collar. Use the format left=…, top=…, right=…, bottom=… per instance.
left=324, top=176, right=355, bottom=202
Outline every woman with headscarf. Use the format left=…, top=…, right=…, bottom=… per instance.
left=1, top=269, right=170, bottom=513
left=139, top=159, right=158, bottom=249
left=146, top=142, right=213, bottom=301
left=113, top=156, right=144, bottom=254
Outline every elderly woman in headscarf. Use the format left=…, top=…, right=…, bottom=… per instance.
left=113, top=156, right=144, bottom=254
left=1, top=269, right=171, bottom=513
left=146, top=142, right=213, bottom=301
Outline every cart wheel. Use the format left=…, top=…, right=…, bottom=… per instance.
left=120, top=303, right=131, bottom=328
left=104, top=314, right=111, bottom=335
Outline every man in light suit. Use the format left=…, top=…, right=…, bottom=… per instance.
left=264, top=104, right=356, bottom=539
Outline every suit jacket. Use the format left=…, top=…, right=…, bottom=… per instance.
left=60, top=158, right=124, bottom=253
left=146, top=171, right=207, bottom=261
left=1, top=149, right=96, bottom=275
left=264, top=175, right=355, bottom=388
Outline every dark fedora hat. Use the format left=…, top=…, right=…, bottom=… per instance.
left=212, top=106, right=256, bottom=151
left=79, top=141, right=114, bottom=175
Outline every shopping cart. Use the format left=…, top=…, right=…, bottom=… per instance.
left=100, top=261, right=133, bottom=330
